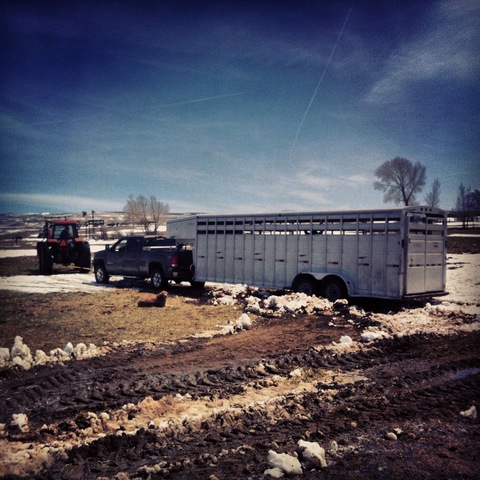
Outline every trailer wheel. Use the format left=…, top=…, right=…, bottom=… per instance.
left=321, top=276, right=347, bottom=302
left=292, top=275, right=318, bottom=296
left=151, top=268, right=168, bottom=290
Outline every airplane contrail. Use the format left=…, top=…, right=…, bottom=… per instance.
left=289, top=5, right=353, bottom=162
left=155, top=92, right=245, bottom=108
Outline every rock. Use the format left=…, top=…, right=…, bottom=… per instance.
left=385, top=432, right=397, bottom=441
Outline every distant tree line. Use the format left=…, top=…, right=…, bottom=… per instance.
left=124, top=195, right=170, bottom=234
left=454, top=185, right=480, bottom=228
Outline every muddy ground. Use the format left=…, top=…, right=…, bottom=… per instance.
left=0, top=236, right=479, bottom=479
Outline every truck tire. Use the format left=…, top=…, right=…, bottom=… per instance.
left=321, top=276, right=347, bottom=302
left=94, top=263, right=110, bottom=284
left=292, top=275, right=318, bottom=296
left=38, top=243, right=53, bottom=275
left=151, top=268, right=168, bottom=290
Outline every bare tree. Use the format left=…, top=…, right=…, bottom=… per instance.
left=149, top=195, right=170, bottom=234
left=374, top=157, right=427, bottom=206
left=424, top=178, right=441, bottom=208
left=124, top=195, right=170, bottom=234
left=124, top=195, right=143, bottom=231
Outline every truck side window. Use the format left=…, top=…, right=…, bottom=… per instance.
left=126, top=238, right=141, bottom=252
left=113, top=239, right=128, bottom=253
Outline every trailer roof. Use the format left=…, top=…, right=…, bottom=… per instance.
left=167, top=206, right=446, bottom=222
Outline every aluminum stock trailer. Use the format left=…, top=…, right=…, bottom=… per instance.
left=167, top=207, right=448, bottom=301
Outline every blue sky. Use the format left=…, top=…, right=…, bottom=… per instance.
left=1, top=0, right=479, bottom=214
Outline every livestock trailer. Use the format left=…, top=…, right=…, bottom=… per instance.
left=167, top=207, right=448, bottom=301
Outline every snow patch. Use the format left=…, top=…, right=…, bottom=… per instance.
left=297, top=439, right=327, bottom=468
left=1, top=336, right=103, bottom=371
left=460, top=405, right=477, bottom=419
left=11, top=414, right=29, bottom=433
left=267, top=450, right=302, bottom=476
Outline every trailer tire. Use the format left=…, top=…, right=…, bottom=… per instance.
left=321, top=276, right=347, bottom=302
left=292, top=275, right=318, bottom=296
left=151, top=268, right=168, bottom=290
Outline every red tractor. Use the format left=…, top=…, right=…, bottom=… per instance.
left=37, top=220, right=91, bottom=275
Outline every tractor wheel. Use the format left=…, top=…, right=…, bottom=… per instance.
left=151, top=268, right=168, bottom=290
left=77, top=244, right=91, bottom=272
left=38, top=243, right=53, bottom=275
left=94, top=263, right=110, bottom=284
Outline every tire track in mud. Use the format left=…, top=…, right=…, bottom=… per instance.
left=3, top=330, right=476, bottom=429
left=1, top=329, right=479, bottom=479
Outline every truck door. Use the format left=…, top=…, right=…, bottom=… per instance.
left=106, top=238, right=128, bottom=274
left=122, top=237, right=142, bottom=274
left=404, top=213, right=446, bottom=295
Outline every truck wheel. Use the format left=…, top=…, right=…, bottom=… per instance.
left=94, top=263, right=110, bottom=284
left=321, top=276, right=347, bottom=302
left=292, top=275, right=318, bottom=296
left=39, top=243, right=53, bottom=275
left=151, top=268, right=168, bottom=290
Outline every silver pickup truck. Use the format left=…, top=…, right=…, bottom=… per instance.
left=93, top=235, right=201, bottom=289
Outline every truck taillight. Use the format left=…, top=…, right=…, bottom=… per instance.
left=172, top=254, right=179, bottom=268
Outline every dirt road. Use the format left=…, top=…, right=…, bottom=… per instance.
left=1, top=309, right=479, bottom=479
left=0, top=246, right=479, bottom=479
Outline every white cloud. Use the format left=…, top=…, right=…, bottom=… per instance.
left=345, top=174, right=370, bottom=185
left=365, top=0, right=479, bottom=104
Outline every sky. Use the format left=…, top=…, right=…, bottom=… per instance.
left=1, top=0, right=479, bottom=215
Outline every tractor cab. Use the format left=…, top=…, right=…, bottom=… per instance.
left=48, top=221, right=79, bottom=243
left=43, top=220, right=79, bottom=240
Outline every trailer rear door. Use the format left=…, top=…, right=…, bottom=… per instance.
left=404, top=212, right=446, bottom=295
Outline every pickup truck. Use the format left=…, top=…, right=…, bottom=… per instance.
left=93, top=235, right=202, bottom=289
